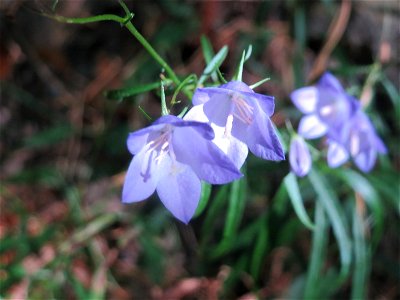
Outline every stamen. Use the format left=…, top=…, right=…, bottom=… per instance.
left=140, top=127, right=172, bottom=181
left=231, top=95, right=254, bottom=125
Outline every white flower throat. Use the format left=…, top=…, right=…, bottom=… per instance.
left=140, top=126, right=176, bottom=182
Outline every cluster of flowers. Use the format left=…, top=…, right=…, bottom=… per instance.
left=122, top=81, right=285, bottom=223
left=289, top=73, right=387, bottom=177
left=122, top=73, right=386, bottom=223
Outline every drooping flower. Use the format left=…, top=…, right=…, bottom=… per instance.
left=291, top=72, right=386, bottom=173
left=122, top=115, right=242, bottom=223
left=327, top=110, right=387, bottom=172
left=289, top=135, right=312, bottom=177
left=290, top=72, right=358, bottom=139
left=184, top=81, right=285, bottom=168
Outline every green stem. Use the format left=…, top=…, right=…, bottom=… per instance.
left=49, top=13, right=126, bottom=24
left=123, top=22, right=180, bottom=85
left=46, top=2, right=181, bottom=87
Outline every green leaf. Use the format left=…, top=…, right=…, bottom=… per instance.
left=308, top=169, right=352, bottom=283
left=209, top=177, right=247, bottom=258
left=198, top=46, right=229, bottom=85
left=304, top=201, right=329, bottom=299
left=380, top=74, right=400, bottom=124
left=234, top=45, right=252, bottom=81
left=335, top=169, right=383, bottom=248
left=284, top=172, right=315, bottom=230
left=200, top=35, right=214, bottom=64
left=250, top=215, right=269, bottom=279
left=200, top=35, right=218, bottom=82
left=223, top=177, right=247, bottom=239
left=105, top=82, right=161, bottom=101
left=194, top=183, right=212, bottom=218
left=351, top=206, right=370, bottom=300
left=201, top=185, right=229, bottom=240
left=249, top=77, right=270, bottom=89
left=160, top=81, right=168, bottom=116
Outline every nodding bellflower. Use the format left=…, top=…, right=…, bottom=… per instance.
left=290, top=72, right=357, bottom=139
left=327, top=110, right=387, bottom=172
left=291, top=72, right=387, bottom=173
left=122, top=115, right=242, bottom=224
left=289, top=135, right=312, bottom=177
left=184, top=81, right=285, bottom=168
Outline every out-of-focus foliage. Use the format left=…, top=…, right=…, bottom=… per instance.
left=1, top=1, right=399, bottom=299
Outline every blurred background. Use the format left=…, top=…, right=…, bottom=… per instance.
left=0, top=0, right=399, bottom=299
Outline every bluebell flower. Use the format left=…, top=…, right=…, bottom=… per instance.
left=290, top=72, right=358, bottom=139
left=184, top=81, right=285, bottom=168
left=327, top=110, right=387, bottom=172
left=122, top=115, right=242, bottom=223
left=289, top=135, right=312, bottom=177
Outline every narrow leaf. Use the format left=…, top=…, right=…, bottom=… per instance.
left=308, top=169, right=352, bottom=282
left=284, top=172, right=315, bottom=230
left=335, top=169, right=383, bottom=248
left=194, top=183, right=212, bottom=217
left=304, top=201, right=329, bottom=299
left=223, top=177, right=247, bottom=238
left=160, top=81, right=168, bottom=116
left=198, top=46, right=228, bottom=85
left=249, top=77, right=270, bottom=89
left=200, top=35, right=214, bottom=64
left=351, top=206, right=370, bottom=300
left=250, top=215, right=269, bottom=279
left=105, top=82, right=160, bottom=101
left=235, top=45, right=252, bottom=81
left=200, top=35, right=218, bottom=82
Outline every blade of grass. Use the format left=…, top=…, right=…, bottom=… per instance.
left=284, top=172, right=315, bottom=230
left=198, top=46, right=229, bottom=85
left=249, top=77, right=270, bottom=89
left=194, top=183, right=212, bottom=218
left=351, top=203, right=370, bottom=300
left=250, top=214, right=269, bottom=279
left=223, top=177, right=247, bottom=239
left=200, top=35, right=218, bottom=82
left=308, top=169, right=351, bottom=285
left=105, top=82, right=161, bottom=101
left=304, top=201, right=329, bottom=299
left=335, top=169, right=383, bottom=249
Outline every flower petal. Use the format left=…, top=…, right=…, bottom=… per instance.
left=203, top=92, right=232, bottom=127
left=327, top=141, right=349, bottom=168
left=126, top=124, right=165, bottom=155
left=354, top=148, right=377, bottom=173
left=241, top=108, right=285, bottom=161
left=241, top=91, right=274, bottom=116
left=318, top=72, right=345, bottom=94
left=298, top=114, right=328, bottom=139
left=156, top=157, right=201, bottom=224
left=289, top=136, right=312, bottom=177
left=122, top=149, right=159, bottom=203
left=183, top=104, right=209, bottom=123
left=290, top=86, right=318, bottom=114
left=220, top=81, right=254, bottom=93
left=192, top=87, right=231, bottom=105
left=375, top=136, right=387, bottom=154
left=172, top=126, right=243, bottom=184
left=212, top=125, right=249, bottom=169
